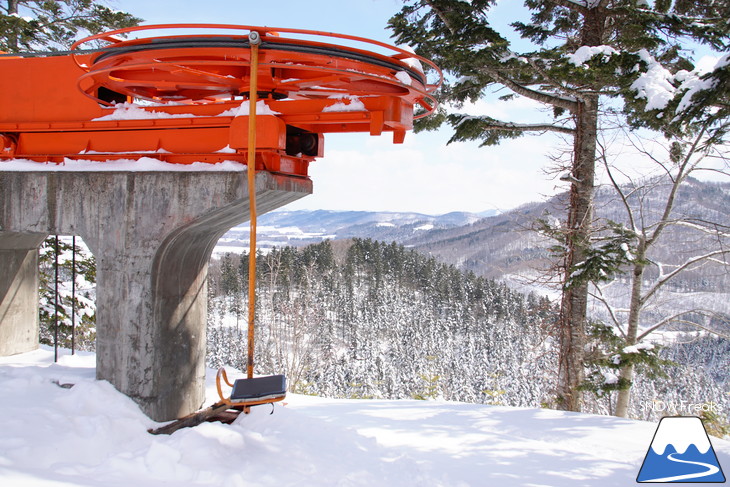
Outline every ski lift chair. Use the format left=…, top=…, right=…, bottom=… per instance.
left=216, top=368, right=286, bottom=411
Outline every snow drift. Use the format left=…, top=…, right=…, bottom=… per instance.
left=0, top=347, right=727, bottom=486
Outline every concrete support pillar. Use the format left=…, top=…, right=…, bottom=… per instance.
left=0, top=169, right=311, bottom=421
left=0, top=232, right=46, bottom=356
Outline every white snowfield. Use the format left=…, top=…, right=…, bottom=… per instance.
left=0, top=348, right=728, bottom=487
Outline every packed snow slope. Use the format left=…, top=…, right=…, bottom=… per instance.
left=1, top=348, right=727, bottom=487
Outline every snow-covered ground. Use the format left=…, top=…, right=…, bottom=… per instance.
left=1, top=348, right=727, bottom=487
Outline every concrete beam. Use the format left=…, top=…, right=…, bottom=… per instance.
left=0, top=169, right=311, bottom=420
left=0, top=232, right=47, bottom=356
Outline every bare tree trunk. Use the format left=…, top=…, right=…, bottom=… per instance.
left=615, top=242, right=647, bottom=417
left=557, top=95, right=598, bottom=412
left=614, top=363, right=634, bottom=417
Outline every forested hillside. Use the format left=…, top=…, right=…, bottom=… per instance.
left=409, top=178, right=730, bottom=291
left=208, top=239, right=558, bottom=407
left=207, top=239, right=729, bottom=422
left=217, top=179, right=730, bottom=297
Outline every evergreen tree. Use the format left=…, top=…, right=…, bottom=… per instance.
left=204, top=237, right=728, bottom=419
left=388, top=0, right=729, bottom=411
left=206, top=239, right=560, bottom=406
left=220, top=253, right=242, bottom=327
left=38, top=236, right=96, bottom=351
left=1, top=0, right=140, bottom=53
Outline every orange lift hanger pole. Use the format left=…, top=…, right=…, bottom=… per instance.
left=246, top=31, right=260, bottom=380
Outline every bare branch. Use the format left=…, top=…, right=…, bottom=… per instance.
left=589, top=284, right=625, bottom=336
left=646, top=125, right=709, bottom=248
left=638, top=311, right=730, bottom=341
left=642, top=248, right=730, bottom=304
left=672, top=220, right=730, bottom=240
left=599, top=138, right=638, bottom=234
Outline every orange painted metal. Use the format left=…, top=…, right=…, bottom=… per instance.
left=0, top=24, right=440, bottom=177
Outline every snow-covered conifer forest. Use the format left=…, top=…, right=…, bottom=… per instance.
left=206, top=238, right=729, bottom=425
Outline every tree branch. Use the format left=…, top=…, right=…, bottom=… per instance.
left=635, top=6, right=727, bottom=28
left=638, top=312, right=730, bottom=341
left=642, top=248, right=730, bottom=304
left=423, top=0, right=458, bottom=36
left=599, top=138, right=638, bottom=234
left=477, top=120, right=576, bottom=135
left=544, top=0, right=589, bottom=15
left=672, top=220, right=730, bottom=239
left=524, top=56, right=586, bottom=101
left=481, top=67, right=580, bottom=113
left=589, top=284, right=625, bottom=336
left=646, top=125, right=708, bottom=248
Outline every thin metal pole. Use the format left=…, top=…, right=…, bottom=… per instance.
left=71, top=235, right=76, bottom=355
left=246, top=31, right=260, bottom=380
left=53, top=235, right=59, bottom=363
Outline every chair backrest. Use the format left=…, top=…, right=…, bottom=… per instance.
left=230, top=375, right=286, bottom=403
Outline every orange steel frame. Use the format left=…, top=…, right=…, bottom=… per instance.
left=0, top=24, right=441, bottom=178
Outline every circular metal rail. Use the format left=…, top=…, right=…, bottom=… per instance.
left=71, top=24, right=441, bottom=117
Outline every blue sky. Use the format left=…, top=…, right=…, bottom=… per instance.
left=103, top=0, right=563, bottom=214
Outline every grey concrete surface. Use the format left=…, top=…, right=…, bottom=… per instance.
left=0, top=170, right=311, bottom=420
left=0, top=232, right=46, bottom=356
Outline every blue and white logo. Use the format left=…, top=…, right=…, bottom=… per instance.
left=637, top=416, right=726, bottom=483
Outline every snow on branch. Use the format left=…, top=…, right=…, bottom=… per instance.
left=673, top=220, right=730, bottom=240
left=455, top=115, right=575, bottom=135
left=630, top=49, right=724, bottom=117
left=523, top=56, right=585, bottom=100
left=630, top=50, right=676, bottom=112
left=545, top=0, right=589, bottom=13
left=634, top=5, right=729, bottom=29
left=567, top=45, right=618, bottom=66
left=642, top=248, right=730, bottom=304
left=673, top=70, right=717, bottom=115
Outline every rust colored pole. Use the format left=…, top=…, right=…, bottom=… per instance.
left=54, top=236, right=59, bottom=363
left=246, top=31, right=261, bottom=379
left=71, top=235, right=76, bottom=355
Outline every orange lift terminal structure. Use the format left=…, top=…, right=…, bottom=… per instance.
left=0, top=23, right=440, bottom=175
left=0, top=24, right=440, bottom=423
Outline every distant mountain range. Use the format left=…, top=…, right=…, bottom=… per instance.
left=215, top=208, right=499, bottom=253
left=407, top=177, right=730, bottom=293
left=216, top=178, right=730, bottom=299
